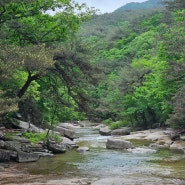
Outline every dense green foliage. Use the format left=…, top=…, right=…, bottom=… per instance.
left=0, top=0, right=185, bottom=131
left=22, top=131, right=62, bottom=143
left=78, top=0, right=185, bottom=129
left=0, top=0, right=98, bottom=126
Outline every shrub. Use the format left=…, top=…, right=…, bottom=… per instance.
left=109, top=120, right=127, bottom=130
left=22, top=131, right=62, bottom=144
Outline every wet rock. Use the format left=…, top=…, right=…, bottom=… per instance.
left=17, top=151, right=39, bottom=162
left=99, top=126, right=111, bottom=136
left=111, top=127, right=130, bottom=136
left=106, top=138, right=133, bottom=149
left=21, top=143, right=44, bottom=153
left=170, top=141, right=185, bottom=153
left=77, top=147, right=89, bottom=152
left=55, top=126, right=75, bottom=140
left=0, top=149, right=10, bottom=161
left=12, top=120, right=44, bottom=133
left=180, top=135, right=185, bottom=141
left=58, top=122, right=81, bottom=129
left=62, top=137, right=78, bottom=150
left=46, top=141, right=66, bottom=153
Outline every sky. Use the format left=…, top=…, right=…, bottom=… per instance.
left=75, top=0, right=148, bottom=13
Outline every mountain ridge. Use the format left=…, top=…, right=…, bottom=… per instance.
left=114, top=0, right=163, bottom=12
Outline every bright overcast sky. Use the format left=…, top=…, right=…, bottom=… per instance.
left=75, top=0, right=148, bottom=13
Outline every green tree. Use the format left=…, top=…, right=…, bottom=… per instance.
left=163, top=0, right=185, bottom=11
left=0, top=0, right=97, bottom=123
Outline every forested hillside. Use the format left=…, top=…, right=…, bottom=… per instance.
left=0, top=0, right=185, bottom=131
left=0, top=0, right=98, bottom=127
left=78, top=0, right=185, bottom=129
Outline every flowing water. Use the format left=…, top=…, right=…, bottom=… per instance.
left=2, top=127, right=185, bottom=184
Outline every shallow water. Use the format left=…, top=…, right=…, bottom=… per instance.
left=3, top=127, right=185, bottom=184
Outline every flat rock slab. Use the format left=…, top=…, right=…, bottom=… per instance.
left=17, top=151, right=39, bottom=162
left=99, top=126, right=111, bottom=136
left=106, top=138, right=133, bottom=149
left=170, top=141, right=185, bottom=153
left=111, top=127, right=130, bottom=136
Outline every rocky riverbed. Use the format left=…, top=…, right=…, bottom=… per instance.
left=1, top=123, right=185, bottom=185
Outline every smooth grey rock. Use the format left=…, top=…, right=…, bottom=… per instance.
left=13, top=120, right=44, bottom=133
left=180, top=135, right=185, bottom=141
left=17, top=151, right=39, bottom=162
left=77, top=147, right=89, bottom=152
left=46, top=141, right=66, bottom=153
left=62, top=137, right=78, bottom=150
left=106, top=138, right=133, bottom=149
left=99, top=126, right=111, bottom=136
left=21, top=144, right=44, bottom=153
left=55, top=126, right=75, bottom=140
left=111, top=127, right=130, bottom=136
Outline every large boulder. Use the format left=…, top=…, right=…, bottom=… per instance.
left=58, top=122, right=81, bottom=129
left=111, top=127, right=130, bottom=136
left=106, top=138, right=133, bottom=149
left=54, top=126, right=75, bottom=140
left=17, top=151, right=39, bottom=162
left=62, top=137, right=78, bottom=150
left=3, top=141, right=41, bottom=162
left=46, top=140, right=66, bottom=154
left=99, top=126, right=111, bottom=136
left=11, top=120, right=44, bottom=133
left=77, top=147, right=89, bottom=152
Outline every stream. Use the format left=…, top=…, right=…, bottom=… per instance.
left=1, top=127, right=185, bottom=185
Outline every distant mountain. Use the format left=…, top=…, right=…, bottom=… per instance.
left=114, top=0, right=163, bottom=12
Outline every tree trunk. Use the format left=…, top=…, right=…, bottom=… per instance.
left=17, top=72, right=40, bottom=98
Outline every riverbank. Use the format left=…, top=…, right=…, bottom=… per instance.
left=1, top=126, right=185, bottom=185
left=120, top=128, right=185, bottom=153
